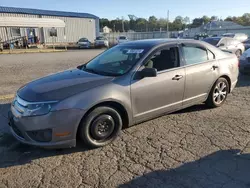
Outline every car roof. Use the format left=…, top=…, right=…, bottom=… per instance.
left=205, top=37, right=222, bottom=40
left=119, top=38, right=227, bottom=57
left=205, top=37, right=235, bottom=40
left=119, top=39, right=201, bottom=48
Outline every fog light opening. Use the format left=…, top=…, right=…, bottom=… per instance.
left=27, top=129, right=52, bottom=142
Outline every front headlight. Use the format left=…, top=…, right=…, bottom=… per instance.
left=12, top=95, right=57, bottom=117
left=24, top=102, right=57, bottom=116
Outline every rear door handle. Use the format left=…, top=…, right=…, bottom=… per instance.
left=172, top=75, right=183, bottom=80
left=212, top=65, right=219, bottom=70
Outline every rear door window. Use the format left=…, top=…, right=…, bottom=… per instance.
left=182, top=45, right=208, bottom=65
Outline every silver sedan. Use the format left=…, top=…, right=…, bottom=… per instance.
left=9, top=39, right=239, bottom=149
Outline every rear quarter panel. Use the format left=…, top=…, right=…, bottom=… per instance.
left=217, top=54, right=239, bottom=91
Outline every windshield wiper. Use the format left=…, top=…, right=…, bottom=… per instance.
left=81, top=65, right=119, bottom=76
left=82, top=66, right=100, bottom=75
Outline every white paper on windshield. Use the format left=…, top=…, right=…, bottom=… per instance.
left=126, top=49, right=144, bottom=54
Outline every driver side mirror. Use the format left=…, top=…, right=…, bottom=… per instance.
left=140, top=68, right=157, bottom=78
left=218, top=43, right=225, bottom=47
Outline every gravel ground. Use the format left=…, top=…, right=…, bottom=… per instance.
left=0, top=50, right=104, bottom=95
left=0, top=51, right=250, bottom=188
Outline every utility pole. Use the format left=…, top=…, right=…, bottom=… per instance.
left=167, top=10, right=169, bottom=38
left=122, top=16, right=125, bottom=33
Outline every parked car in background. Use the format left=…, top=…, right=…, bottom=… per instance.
left=117, top=36, right=128, bottom=44
left=222, top=33, right=248, bottom=42
left=243, top=39, right=250, bottom=50
left=77, top=38, right=91, bottom=49
left=94, top=36, right=109, bottom=48
left=194, top=33, right=209, bottom=40
left=9, top=39, right=238, bottom=149
left=239, top=48, right=250, bottom=74
left=203, top=37, right=245, bottom=58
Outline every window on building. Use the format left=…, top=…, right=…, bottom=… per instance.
left=11, top=28, right=21, bottom=37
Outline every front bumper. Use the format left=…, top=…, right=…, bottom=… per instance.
left=94, top=43, right=108, bottom=48
left=8, top=108, right=85, bottom=149
left=78, top=44, right=91, bottom=48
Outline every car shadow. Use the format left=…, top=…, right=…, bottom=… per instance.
left=0, top=133, right=93, bottom=168
left=173, top=104, right=209, bottom=114
left=119, top=149, right=250, bottom=188
left=0, top=102, right=94, bottom=168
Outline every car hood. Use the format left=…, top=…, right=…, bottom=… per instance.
left=18, top=69, right=114, bottom=102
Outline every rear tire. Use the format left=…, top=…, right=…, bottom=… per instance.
left=78, top=106, right=122, bottom=148
left=235, top=50, right=242, bottom=58
left=206, top=78, right=229, bottom=108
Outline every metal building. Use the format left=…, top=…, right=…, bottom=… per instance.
left=0, top=6, right=99, bottom=44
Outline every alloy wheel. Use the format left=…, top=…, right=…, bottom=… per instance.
left=213, top=81, right=228, bottom=104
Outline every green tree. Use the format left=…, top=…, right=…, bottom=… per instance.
left=242, top=13, right=250, bottom=26
left=136, top=18, right=148, bottom=31
left=211, top=16, right=218, bottom=21
left=175, top=16, right=184, bottom=24
left=171, top=16, right=184, bottom=31
left=100, top=18, right=111, bottom=29
left=225, top=16, right=233, bottom=21
left=202, top=15, right=210, bottom=24
left=191, top=18, right=203, bottom=28
left=148, top=16, right=158, bottom=31
left=128, top=14, right=137, bottom=31
left=183, top=16, right=190, bottom=24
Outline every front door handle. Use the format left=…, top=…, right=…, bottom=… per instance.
left=172, top=75, right=183, bottom=81
left=212, top=65, right=219, bottom=70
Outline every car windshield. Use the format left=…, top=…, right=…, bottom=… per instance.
left=119, top=36, right=127, bottom=40
left=80, top=45, right=148, bottom=76
left=79, top=38, right=88, bottom=42
left=203, top=38, right=220, bottom=46
left=96, top=37, right=105, bottom=40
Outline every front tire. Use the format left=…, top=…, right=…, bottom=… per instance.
left=206, top=78, right=229, bottom=108
left=78, top=106, right=122, bottom=148
left=235, top=50, right=242, bottom=58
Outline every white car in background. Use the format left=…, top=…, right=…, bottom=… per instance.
left=77, top=38, right=91, bottom=49
left=117, top=36, right=128, bottom=44
left=94, top=36, right=109, bottom=48
left=222, top=33, right=248, bottom=42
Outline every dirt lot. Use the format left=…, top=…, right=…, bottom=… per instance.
left=1, top=51, right=250, bottom=188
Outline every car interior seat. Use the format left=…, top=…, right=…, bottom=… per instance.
left=153, top=50, right=176, bottom=71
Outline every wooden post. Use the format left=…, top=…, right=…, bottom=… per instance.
left=53, top=36, right=55, bottom=51
left=5, top=27, right=11, bottom=53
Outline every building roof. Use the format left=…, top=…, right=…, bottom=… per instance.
left=0, top=6, right=99, bottom=19
left=0, top=17, right=65, bottom=27
left=203, top=21, right=244, bottom=29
